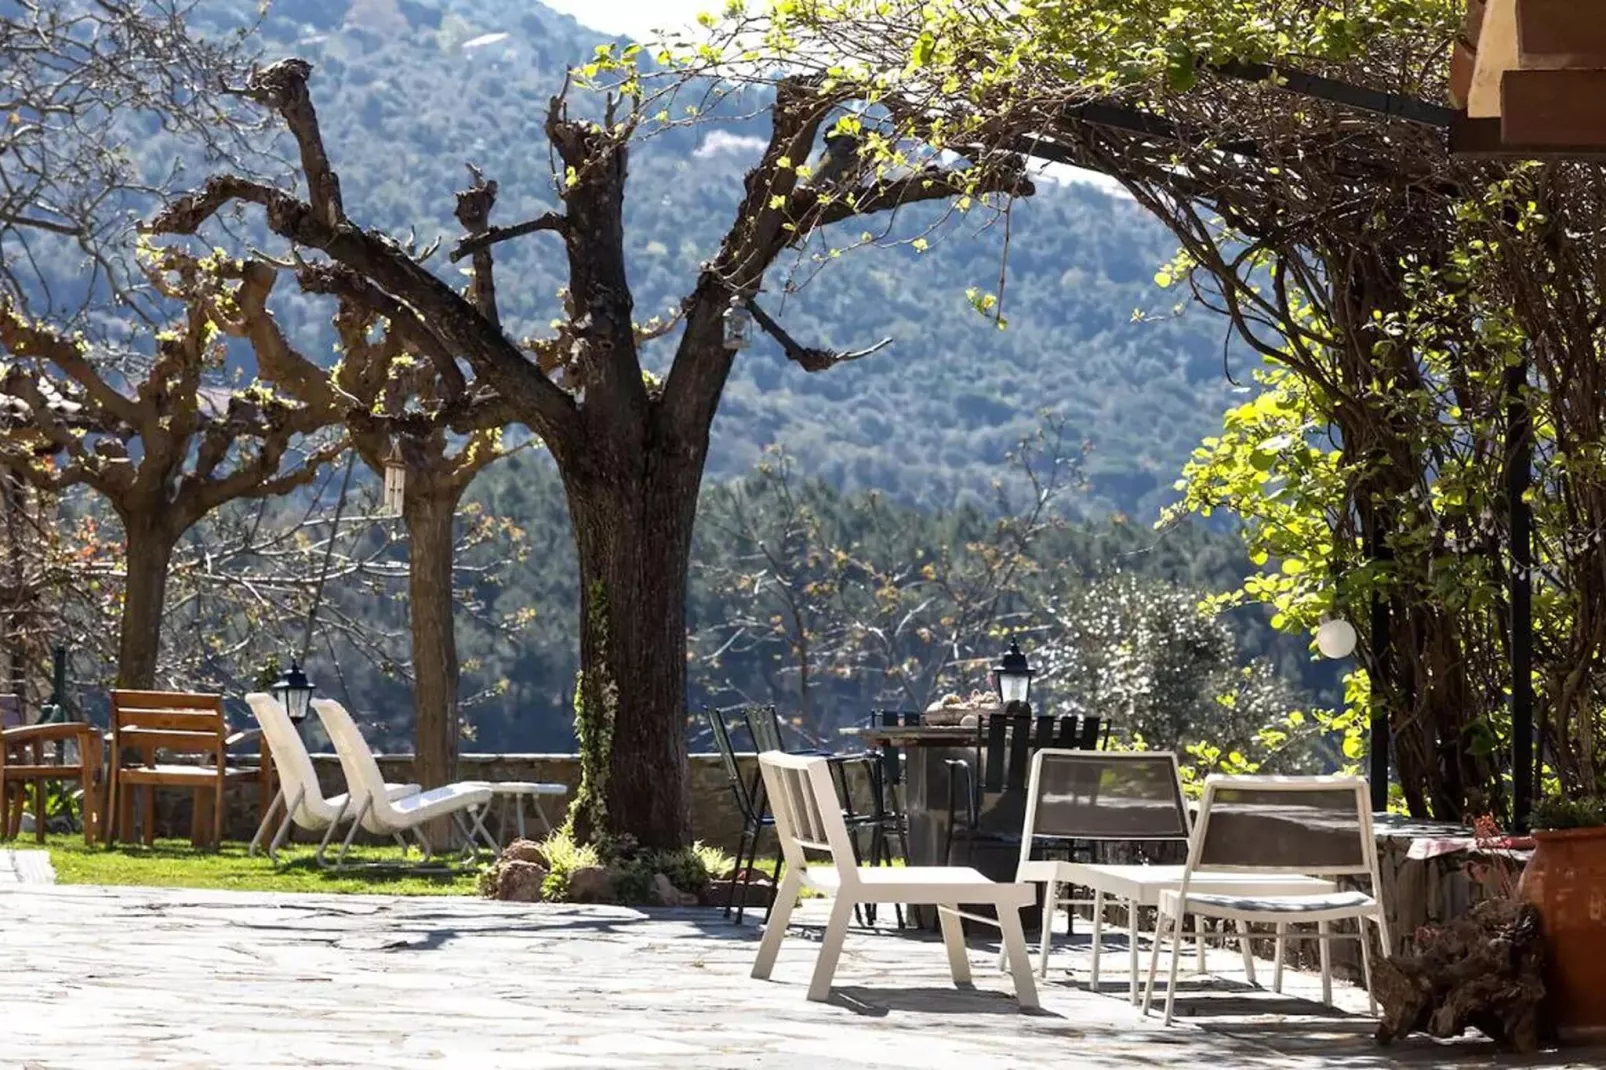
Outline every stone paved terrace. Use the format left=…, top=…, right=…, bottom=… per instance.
left=1, top=883, right=1601, bottom=1069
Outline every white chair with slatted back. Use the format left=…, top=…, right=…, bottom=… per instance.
left=1142, top=774, right=1390, bottom=1025
left=752, top=751, right=1040, bottom=1009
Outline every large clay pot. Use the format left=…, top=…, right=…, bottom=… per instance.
left=1518, top=826, right=1606, bottom=1041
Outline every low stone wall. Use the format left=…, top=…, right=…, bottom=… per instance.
left=146, top=752, right=796, bottom=853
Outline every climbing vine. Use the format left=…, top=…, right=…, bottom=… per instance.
left=565, top=580, right=619, bottom=845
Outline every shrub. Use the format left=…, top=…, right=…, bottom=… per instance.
left=1530, top=795, right=1606, bottom=831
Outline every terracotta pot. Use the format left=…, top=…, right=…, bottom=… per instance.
left=1518, top=825, right=1606, bottom=1041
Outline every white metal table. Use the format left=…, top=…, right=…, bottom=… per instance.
left=1017, top=860, right=1340, bottom=1003
left=465, top=781, right=568, bottom=847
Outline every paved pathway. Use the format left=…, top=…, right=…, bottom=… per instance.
left=0, top=884, right=1598, bottom=1069
left=0, top=848, right=53, bottom=885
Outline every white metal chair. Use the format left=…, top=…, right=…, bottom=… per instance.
left=244, top=693, right=421, bottom=865
left=1008, top=750, right=1338, bottom=1002
left=751, top=751, right=1040, bottom=1009
left=312, top=698, right=495, bottom=867
left=1142, top=774, right=1390, bottom=1025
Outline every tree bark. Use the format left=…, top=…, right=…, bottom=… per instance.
left=405, top=488, right=461, bottom=796
left=117, top=515, right=177, bottom=689
left=561, top=442, right=698, bottom=850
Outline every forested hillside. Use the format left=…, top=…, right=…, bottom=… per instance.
left=15, top=0, right=1331, bottom=757
left=163, top=0, right=1245, bottom=520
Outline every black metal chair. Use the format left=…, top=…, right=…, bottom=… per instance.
left=706, top=706, right=774, bottom=924
left=942, top=709, right=1102, bottom=866
left=867, top=710, right=917, bottom=868
left=742, top=704, right=909, bottom=925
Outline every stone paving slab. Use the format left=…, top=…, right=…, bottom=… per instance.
left=0, top=849, right=53, bottom=885
left=0, top=884, right=1599, bottom=1069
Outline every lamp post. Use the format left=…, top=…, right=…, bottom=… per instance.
left=992, top=638, right=1035, bottom=714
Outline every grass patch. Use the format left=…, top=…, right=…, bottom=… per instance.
left=9, top=833, right=479, bottom=896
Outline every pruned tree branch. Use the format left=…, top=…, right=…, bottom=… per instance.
left=745, top=298, right=893, bottom=372
left=449, top=212, right=567, bottom=263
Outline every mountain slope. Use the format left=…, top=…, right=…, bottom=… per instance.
left=180, top=0, right=1240, bottom=520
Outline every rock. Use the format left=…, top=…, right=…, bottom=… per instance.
left=707, top=874, right=775, bottom=908
left=566, top=864, right=620, bottom=904
left=678, top=891, right=701, bottom=908
left=493, top=860, right=549, bottom=903
left=1374, top=898, right=1548, bottom=1053
left=500, top=839, right=549, bottom=867
left=650, top=872, right=679, bottom=906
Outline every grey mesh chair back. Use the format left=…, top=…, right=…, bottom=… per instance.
left=1021, top=749, right=1190, bottom=844
left=0, top=695, right=22, bottom=729
left=1190, top=775, right=1375, bottom=877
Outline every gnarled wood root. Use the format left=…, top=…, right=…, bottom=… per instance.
left=1373, top=898, right=1548, bottom=1053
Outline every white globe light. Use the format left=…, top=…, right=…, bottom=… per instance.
left=1315, top=618, right=1358, bottom=659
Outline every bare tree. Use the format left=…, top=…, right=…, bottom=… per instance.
left=150, top=58, right=1031, bottom=847
left=205, top=221, right=519, bottom=799
left=0, top=0, right=263, bottom=321
left=0, top=252, right=344, bottom=687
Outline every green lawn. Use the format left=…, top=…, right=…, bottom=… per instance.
left=5, top=833, right=481, bottom=896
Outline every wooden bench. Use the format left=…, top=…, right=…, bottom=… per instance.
left=0, top=705, right=103, bottom=844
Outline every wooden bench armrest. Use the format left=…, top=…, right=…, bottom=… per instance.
left=1, top=722, right=97, bottom=745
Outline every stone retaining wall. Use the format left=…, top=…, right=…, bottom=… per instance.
left=147, top=752, right=864, bottom=854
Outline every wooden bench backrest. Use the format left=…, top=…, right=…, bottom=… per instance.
left=110, top=690, right=227, bottom=765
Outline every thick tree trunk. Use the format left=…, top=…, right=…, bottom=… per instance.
left=406, top=489, right=461, bottom=797
left=117, top=516, right=176, bottom=690
left=562, top=451, right=697, bottom=850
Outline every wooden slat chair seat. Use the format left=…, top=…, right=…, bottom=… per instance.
left=0, top=713, right=103, bottom=844
left=107, top=690, right=258, bottom=849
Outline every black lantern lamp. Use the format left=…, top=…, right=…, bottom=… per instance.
left=992, top=638, right=1035, bottom=712
left=270, top=657, right=315, bottom=726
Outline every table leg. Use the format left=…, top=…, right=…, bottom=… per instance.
left=1090, top=889, right=1105, bottom=992
left=1129, top=897, right=1140, bottom=1005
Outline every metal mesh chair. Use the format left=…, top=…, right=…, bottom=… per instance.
left=1025, top=749, right=1191, bottom=844
left=1011, top=752, right=1341, bottom=1002
left=1142, top=775, right=1388, bottom=1024
left=705, top=706, right=774, bottom=924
